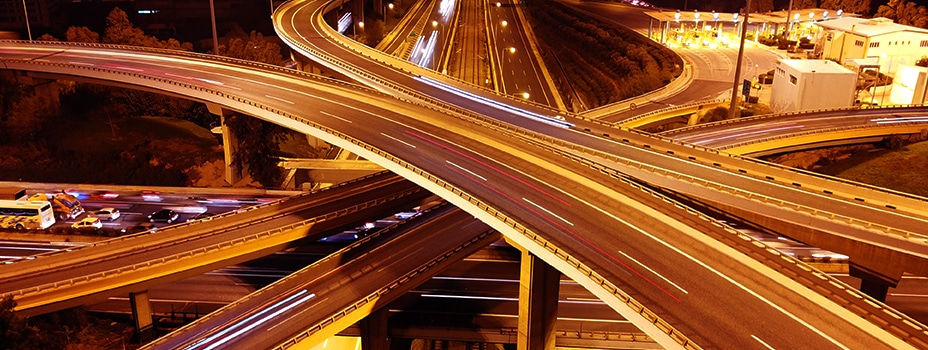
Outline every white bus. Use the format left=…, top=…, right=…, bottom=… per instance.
left=0, top=199, right=56, bottom=230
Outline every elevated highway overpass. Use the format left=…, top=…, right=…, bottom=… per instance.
left=662, top=106, right=928, bottom=156
left=3, top=19, right=928, bottom=348
left=143, top=204, right=500, bottom=350
left=0, top=172, right=428, bottom=317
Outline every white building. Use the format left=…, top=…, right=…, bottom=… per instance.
left=770, top=59, right=856, bottom=113
left=816, top=17, right=928, bottom=75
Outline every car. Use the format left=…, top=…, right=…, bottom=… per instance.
left=72, top=217, right=102, bottom=230
left=186, top=212, right=217, bottom=222
left=141, top=190, right=162, bottom=201
left=90, top=207, right=121, bottom=221
left=148, top=209, right=179, bottom=223
left=123, top=222, right=157, bottom=234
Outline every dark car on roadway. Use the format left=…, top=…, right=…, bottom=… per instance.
left=148, top=209, right=179, bottom=223
left=186, top=212, right=217, bottom=222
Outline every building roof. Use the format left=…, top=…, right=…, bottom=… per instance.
left=778, top=59, right=855, bottom=74
left=815, top=16, right=928, bottom=37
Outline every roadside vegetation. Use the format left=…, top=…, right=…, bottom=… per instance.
left=524, top=0, right=683, bottom=111
left=0, top=7, right=318, bottom=188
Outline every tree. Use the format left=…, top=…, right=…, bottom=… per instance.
left=792, top=0, right=819, bottom=10
left=219, top=28, right=284, bottom=65
left=36, top=33, right=58, bottom=41
left=224, top=113, right=285, bottom=187
left=917, top=56, right=928, bottom=67
left=65, top=27, right=99, bottom=43
left=749, top=0, right=774, bottom=13
left=820, top=0, right=872, bottom=16
left=875, top=0, right=928, bottom=29
left=103, top=7, right=192, bottom=51
left=0, top=296, right=44, bottom=349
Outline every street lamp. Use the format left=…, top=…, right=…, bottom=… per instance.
left=21, top=0, right=31, bottom=41
left=383, top=3, right=393, bottom=26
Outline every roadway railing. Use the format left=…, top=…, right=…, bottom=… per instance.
left=660, top=104, right=928, bottom=136
left=278, top=0, right=928, bottom=215
left=4, top=185, right=423, bottom=309
left=712, top=122, right=928, bottom=151
left=508, top=132, right=928, bottom=346
left=518, top=125, right=928, bottom=242
left=0, top=170, right=395, bottom=268
left=275, top=0, right=570, bottom=117
left=273, top=228, right=499, bottom=350
left=143, top=201, right=456, bottom=349
left=616, top=115, right=928, bottom=213
left=613, top=98, right=726, bottom=127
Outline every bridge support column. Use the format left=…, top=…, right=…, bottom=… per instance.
left=686, top=112, right=700, bottom=125
left=206, top=103, right=242, bottom=185
left=359, top=306, right=390, bottom=350
left=129, top=291, right=155, bottom=343
left=518, top=250, right=559, bottom=350
left=849, top=262, right=900, bottom=302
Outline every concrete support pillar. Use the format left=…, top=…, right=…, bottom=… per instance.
left=206, top=103, right=242, bottom=185
left=849, top=262, right=900, bottom=303
left=518, top=250, right=559, bottom=350
left=359, top=307, right=390, bottom=350
left=687, top=112, right=700, bottom=125
left=130, top=291, right=155, bottom=343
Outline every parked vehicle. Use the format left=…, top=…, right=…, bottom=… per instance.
left=71, top=217, right=102, bottom=230
left=123, top=222, right=157, bottom=234
left=0, top=200, right=55, bottom=230
left=0, top=187, right=27, bottom=201
left=186, top=212, right=217, bottom=222
left=148, top=209, right=179, bottom=223
left=29, top=191, right=84, bottom=220
left=91, top=207, right=121, bottom=221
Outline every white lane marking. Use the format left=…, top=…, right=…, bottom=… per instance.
left=446, top=160, right=486, bottom=181
left=523, top=198, right=573, bottom=226
left=381, top=133, right=417, bottom=149
left=752, top=334, right=776, bottom=350
left=617, top=250, right=688, bottom=294
left=320, top=110, right=352, bottom=123
left=264, top=94, right=295, bottom=104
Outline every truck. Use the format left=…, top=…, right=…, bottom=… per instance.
left=0, top=187, right=27, bottom=200
left=29, top=191, right=84, bottom=220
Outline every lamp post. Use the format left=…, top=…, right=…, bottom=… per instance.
left=383, top=3, right=393, bottom=26
left=729, top=0, right=751, bottom=119
left=21, top=0, right=31, bottom=41
left=209, top=0, right=219, bottom=54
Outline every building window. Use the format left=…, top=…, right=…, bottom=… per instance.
left=789, top=75, right=798, bottom=85
left=826, top=33, right=833, bottom=41
left=855, top=40, right=864, bottom=47
left=921, top=40, right=928, bottom=47
left=869, top=42, right=879, bottom=48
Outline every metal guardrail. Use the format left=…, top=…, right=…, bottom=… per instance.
left=10, top=34, right=915, bottom=348
left=522, top=130, right=928, bottom=242
left=616, top=98, right=726, bottom=127
left=507, top=132, right=928, bottom=345
left=5, top=186, right=422, bottom=305
left=0, top=170, right=394, bottom=268
left=616, top=123, right=928, bottom=209
left=660, top=104, right=928, bottom=136
left=712, top=121, right=928, bottom=151
left=273, top=229, right=498, bottom=350
left=142, top=201, right=454, bottom=349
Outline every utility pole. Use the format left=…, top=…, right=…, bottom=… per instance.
left=21, top=0, right=31, bottom=40
left=729, top=0, right=751, bottom=119
left=209, top=0, right=219, bottom=54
